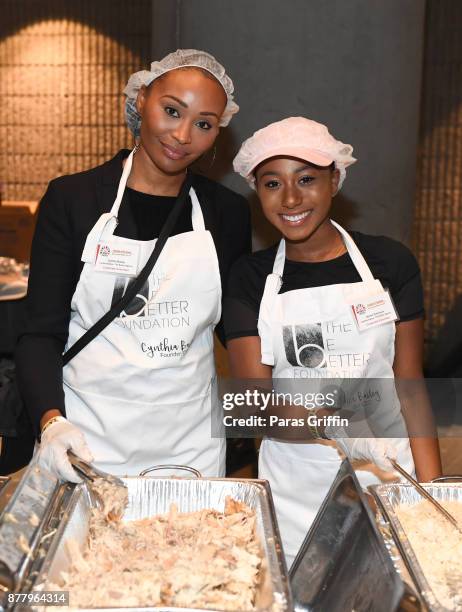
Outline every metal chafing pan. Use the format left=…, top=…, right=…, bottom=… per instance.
left=32, top=474, right=292, bottom=612
left=0, top=464, right=61, bottom=596
left=289, top=460, right=405, bottom=612
left=370, top=481, right=462, bottom=612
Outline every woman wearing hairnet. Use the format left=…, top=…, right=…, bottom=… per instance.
left=15, top=50, right=250, bottom=481
left=225, top=117, right=442, bottom=566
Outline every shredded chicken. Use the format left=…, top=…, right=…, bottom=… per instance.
left=50, top=496, right=261, bottom=610
left=17, top=533, right=32, bottom=555
left=395, top=500, right=462, bottom=610
left=89, top=477, right=128, bottom=521
left=4, top=512, right=18, bottom=524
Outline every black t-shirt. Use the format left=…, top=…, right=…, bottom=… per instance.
left=224, top=231, right=424, bottom=341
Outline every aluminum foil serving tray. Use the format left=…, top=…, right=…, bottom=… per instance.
left=33, top=476, right=292, bottom=612
left=371, top=482, right=462, bottom=612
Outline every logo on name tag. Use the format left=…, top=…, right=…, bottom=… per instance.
left=99, top=245, right=111, bottom=257
left=350, top=290, right=399, bottom=331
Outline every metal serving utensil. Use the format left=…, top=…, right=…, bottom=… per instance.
left=67, top=451, right=125, bottom=487
left=67, top=450, right=127, bottom=519
left=390, top=459, right=462, bottom=534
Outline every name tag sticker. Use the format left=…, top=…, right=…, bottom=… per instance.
left=94, top=241, right=140, bottom=277
left=350, top=290, right=399, bottom=331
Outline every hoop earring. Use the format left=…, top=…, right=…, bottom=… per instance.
left=209, top=144, right=217, bottom=168
left=194, top=144, right=217, bottom=174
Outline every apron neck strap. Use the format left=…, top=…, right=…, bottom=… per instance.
left=272, top=238, right=287, bottom=276
left=190, top=187, right=205, bottom=231
left=330, top=220, right=374, bottom=282
left=110, top=147, right=137, bottom=217
left=272, top=220, right=375, bottom=283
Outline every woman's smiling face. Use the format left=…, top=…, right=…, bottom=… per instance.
left=255, top=156, right=340, bottom=243
left=136, top=68, right=227, bottom=175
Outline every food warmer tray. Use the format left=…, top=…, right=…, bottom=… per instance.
left=289, top=459, right=408, bottom=612
left=0, top=463, right=65, bottom=604
left=371, top=482, right=462, bottom=612
left=17, top=471, right=292, bottom=612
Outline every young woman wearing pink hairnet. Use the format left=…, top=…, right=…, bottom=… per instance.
left=225, top=117, right=441, bottom=567
left=13, top=50, right=251, bottom=480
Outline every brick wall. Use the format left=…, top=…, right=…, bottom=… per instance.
left=413, top=0, right=462, bottom=347
left=0, top=0, right=151, bottom=201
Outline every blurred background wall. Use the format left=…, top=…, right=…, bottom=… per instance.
left=0, top=0, right=150, bottom=201
left=153, top=0, right=426, bottom=248
left=412, top=1, right=462, bottom=359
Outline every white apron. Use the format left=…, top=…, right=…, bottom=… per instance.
left=257, top=221, right=414, bottom=565
left=63, top=149, right=225, bottom=476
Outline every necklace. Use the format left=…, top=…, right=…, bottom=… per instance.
left=288, top=232, right=347, bottom=263
left=328, top=237, right=347, bottom=260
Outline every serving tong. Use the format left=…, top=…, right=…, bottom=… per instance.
left=67, top=450, right=127, bottom=519
left=390, top=459, right=462, bottom=534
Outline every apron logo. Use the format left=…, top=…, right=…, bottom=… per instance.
left=282, top=323, right=326, bottom=368
left=111, top=276, right=149, bottom=317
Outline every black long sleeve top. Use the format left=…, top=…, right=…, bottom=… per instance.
left=15, top=150, right=251, bottom=434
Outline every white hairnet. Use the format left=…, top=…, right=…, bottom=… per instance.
left=124, top=49, right=239, bottom=137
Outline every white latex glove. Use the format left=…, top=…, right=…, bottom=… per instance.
left=37, top=416, right=94, bottom=483
left=333, top=437, right=415, bottom=475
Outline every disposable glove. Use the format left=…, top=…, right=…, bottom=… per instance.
left=335, top=437, right=414, bottom=473
left=37, top=416, right=94, bottom=483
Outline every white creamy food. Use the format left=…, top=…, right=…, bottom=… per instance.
left=395, top=499, right=462, bottom=610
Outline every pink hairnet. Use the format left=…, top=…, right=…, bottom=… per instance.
left=234, top=117, right=356, bottom=190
